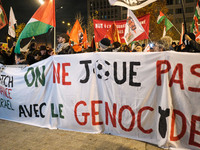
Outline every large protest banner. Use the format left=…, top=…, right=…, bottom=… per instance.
left=0, top=52, right=200, bottom=150
left=93, top=14, right=150, bottom=43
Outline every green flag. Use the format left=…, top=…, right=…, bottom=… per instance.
left=163, top=18, right=173, bottom=37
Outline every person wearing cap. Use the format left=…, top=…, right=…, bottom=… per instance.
left=99, top=38, right=112, bottom=52
left=185, top=33, right=200, bottom=52
left=40, top=45, right=49, bottom=60
left=55, top=33, right=72, bottom=54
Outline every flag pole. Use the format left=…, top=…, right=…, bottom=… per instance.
left=181, top=0, right=187, bottom=34
left=168, top=19, right=181, bottom=35
left=162, top=12, right=181, bottom=35
left=54, top=0, right=56, bottom=52
left=54, top=27, right=56, bottom=51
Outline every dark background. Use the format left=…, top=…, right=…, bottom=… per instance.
left=0, top=0, right=87, bottom=43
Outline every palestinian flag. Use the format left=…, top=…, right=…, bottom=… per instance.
left=0, top=0, right=8, bottom=30
left=15, top=0, right=56, bottom=54
left=191, top=0, right=200, bottom=34
left=162, top=18, right=173, bottom=37
left=157, top=11, right=165, bottom=24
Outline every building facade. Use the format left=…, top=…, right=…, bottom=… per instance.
left=87, top=0, right=197, bottom=31
left=87, top=0, right=127, bottom=20
left=166, top=0, right=196, bottom=31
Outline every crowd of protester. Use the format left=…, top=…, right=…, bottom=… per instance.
left=0, top=32, right=199, bottom=66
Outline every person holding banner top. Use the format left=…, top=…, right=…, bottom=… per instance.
left=185, top=33, right=200, bottom=52
left=55, top=33, right=73, bottom=54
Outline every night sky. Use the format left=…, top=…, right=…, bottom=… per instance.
left=0, top=0, right=88, bottom=42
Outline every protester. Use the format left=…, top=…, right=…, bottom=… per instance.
left=121, top=45, right=131, bottom=52
left=185, top=33, right=200, bottom=52
left=133, top=45, right=143, bottom=52
left=177, top=43, right=187, bottom=52
left=152, top=40, right=165, bottom=52
left=26, top=42, right=37, bottom=65
left=32, top=50, right=41, bottom=63
left=112, top=42, right=121, bottom=52
left=160, top=36, right=173, bottom=51
left=47, top=48, right=55, bottom=56
left=39, top=45, right=49, bottom=60
left=171, top=42, right=177, bottom=51
left=15, top=53, right=27, bottom=65
left=0, top=43, right=15, bottom=65
left=55, top=33, right=72, bottom=54
left=142, top=44, right=146, bottom=51
left=99, top=38, right=112, bottom=52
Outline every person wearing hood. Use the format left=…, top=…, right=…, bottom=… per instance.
left=99, top=38, right=112, bottom=52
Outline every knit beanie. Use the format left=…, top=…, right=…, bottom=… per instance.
left=99, top=38, right=110, bottom=50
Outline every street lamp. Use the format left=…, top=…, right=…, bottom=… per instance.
left=39, top=0, right=44, bottom=5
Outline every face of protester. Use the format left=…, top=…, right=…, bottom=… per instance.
left=135, top=46, right=142, bottom=52
left=57, top=37, right=65, bottom=43
left=40, top=50, right=46, bottom=55
left=99, top=46, right=104, bottom=51
left=153, top=43, right=160, bottom=52
left=34, top=54, right=40, bottom=60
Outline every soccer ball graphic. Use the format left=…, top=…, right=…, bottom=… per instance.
left=93, top=60, right=111, bottom=80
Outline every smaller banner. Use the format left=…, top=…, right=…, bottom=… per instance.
left=93, top=14, right=150, bottom=43
left=108, top=0, right=157, bottom=10
left=124, top=9, right=145, bottom=45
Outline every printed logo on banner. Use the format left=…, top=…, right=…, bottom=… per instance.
left=93, top=60, right=111, bottom=80
left=0, top=73, right=14, bottom=111
left=158, top=106, right=170, bottom=138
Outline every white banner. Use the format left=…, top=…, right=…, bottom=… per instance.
left=0, top=52, right=200, bottom=150
left=108, top=0, right=157, bottom=10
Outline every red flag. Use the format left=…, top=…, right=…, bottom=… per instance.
left=106, top=23, right=121, bottom=43
left=0, top=0, right=8, bottom=30
left=70, top=20, right=83, bottom=44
